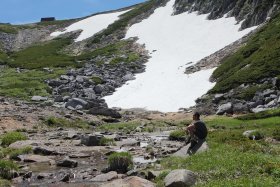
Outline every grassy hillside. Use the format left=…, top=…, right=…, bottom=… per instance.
left=210, top=13, right=280, bottom=93
left=8, top=38, right=77, bottom=69
left=156, top=113, right=280, bottom=186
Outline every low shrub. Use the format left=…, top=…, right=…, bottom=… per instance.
left=169, top=130, right=186, bottom=141
left=108, top=152, right=133, bottom=173
left=0, top=131, right=27, bottom=147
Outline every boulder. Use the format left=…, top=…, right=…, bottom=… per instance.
left=164, top=169, right=196, bottom=187
left=89, top=107, right=121, bottom=118
left=212, top=94, right=224, bottom=104
left=65, top=98, right=88, bottom=110
left=56, top=158, right=78, bottom=168
left=81, top=134, right=104, bottom=146
left=101, top=176, right=155, bottom=187
left=233, top=103, right=248, bottom=113
left=216, top=102, right=232, bottom=115
left=94, top=84, right=105, bottom=94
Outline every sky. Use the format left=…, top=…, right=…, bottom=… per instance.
left=0, top=0, right=146, bottom=24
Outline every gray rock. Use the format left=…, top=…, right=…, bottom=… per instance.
left=216, top=102, right=232, bottom=115
left=252, top=106, right=268, bottom=113
left=81, top=134, right=104, bottom=146
left=212, top=94, right=224, bottom=104
left=33, top=147, right=61, bottom=156
left=164, top=169, right=196, bottom=187
left=18, top=155, right=54, bottom=163
left=233, top=103, right=248, bottom=113
left=31, top=96, right=48, bottom=101
left=65, top=98, right=88, bottom=109
left=173, top=141, right=209, bottom=157
left=54, top=96, right=63, bottom=102
left=147, top=170, right=161, bottom=180
left=262, top=89, right=276, bottom=97
left=94, top=84, right=104, bottom=94
left=56, top=158, right=78, bottom=168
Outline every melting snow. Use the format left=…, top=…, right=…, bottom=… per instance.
left=104, top=0, right=257, bottom=112
left=50, top=10, right=130, bottom=42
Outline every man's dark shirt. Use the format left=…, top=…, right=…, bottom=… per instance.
left=194, top=120, right=208, bottom=139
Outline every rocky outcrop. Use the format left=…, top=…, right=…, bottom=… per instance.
left=196, top=78, right=280, bottom=115
left=173, top=0, right=280, bottom=30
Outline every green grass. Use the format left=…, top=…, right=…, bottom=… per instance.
left=0, top=24, right=21, bottom=34
left=45, top=117, right=91, bottom=129
left=8, top=38, right=77, bottom=69
left=210, top=13, right=280, bottom=93
left=0, top=160, right=18, bottom=180
left=169, top=130, right=186, bottom=141
left=236, top=108, right=280, bottom=120
left=108, top=152, right=133, bottom=173
left=155, top=115, right=280, bottom=186
left=0, top=147, right=33, bottom=160
left=0, top=131, right=27, bottom=147
left=0, top=67, right=65, bottom=99
left=89, top=0, right=161, bottom=44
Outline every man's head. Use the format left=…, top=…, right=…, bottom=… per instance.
left=193, top=112, right=200, bottom=121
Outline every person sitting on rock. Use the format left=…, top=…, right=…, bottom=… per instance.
left=185, top=112, right=208, bottom=155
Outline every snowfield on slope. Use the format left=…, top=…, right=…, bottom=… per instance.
left=104, top=0, right=257, bottom=112
left=51, top=10, right=129, bottom=42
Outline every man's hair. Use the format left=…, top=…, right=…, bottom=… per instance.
left=193, top=112, right=200, bottom=119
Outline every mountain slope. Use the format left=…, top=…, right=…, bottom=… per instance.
left=104, top=0, right=256, bottom=112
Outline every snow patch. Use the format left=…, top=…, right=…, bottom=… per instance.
left=104, top=0, right=257, bottom=112
left=50, top=10, right=130, bottom=42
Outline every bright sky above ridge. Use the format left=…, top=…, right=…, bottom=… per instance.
left=0, top=0, right=146, bottom=24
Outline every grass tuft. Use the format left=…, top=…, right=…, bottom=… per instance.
left=108, top=152, right=133, bottom=173
left=0, top=131, right=27, bottom=147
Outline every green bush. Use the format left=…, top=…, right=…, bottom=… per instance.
left=169, top=130, right=186, bottom=141
left=108, top=152, right=133, bottom=173
left=0, top=160, right=18, bottom=179
left=99, top=137, right=116, bottom=146
left=0, top=131, right=27, bottom=147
